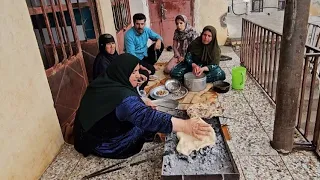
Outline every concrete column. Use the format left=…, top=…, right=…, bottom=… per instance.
left=272, top=0, right=311, bottom=153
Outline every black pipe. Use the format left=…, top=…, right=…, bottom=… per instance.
left=231, top=0, right=247, bottom=16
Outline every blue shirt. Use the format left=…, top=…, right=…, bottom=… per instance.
left=124, top=27, right=163, bottom=60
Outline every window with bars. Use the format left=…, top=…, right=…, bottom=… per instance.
left=252, top=0, right=263, bottom=12
left=110, top=0, right=131, bottom=32
left=278, top=0, right=286, bottom=11
left=26, top=0, right=100, bottom=69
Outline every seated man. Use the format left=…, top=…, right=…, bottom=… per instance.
left=124, top=13, right=164, bottom=75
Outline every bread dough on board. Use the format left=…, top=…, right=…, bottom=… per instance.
left=176, top=118, right=216, bottom=156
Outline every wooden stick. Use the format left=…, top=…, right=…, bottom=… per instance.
left=81, top=143, right=163, bottom=179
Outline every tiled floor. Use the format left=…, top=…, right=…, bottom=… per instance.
left=41, top=47, right=320, bottom=180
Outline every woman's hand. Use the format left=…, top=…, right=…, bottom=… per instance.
left=183, top=118, right=212, bottom=140
left=192, top=63, right=200, bottom=76
left=137, top=74, right=147, bottom=86
left=194, top=66, right=209, bottom=77
left=171, top=117, right=212, bottom=140
left=195, top=67, right=204, bottom=77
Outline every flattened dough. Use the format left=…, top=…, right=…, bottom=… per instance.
left=187, top=103, right=224, bottom=119
left=176, top=118, right=216, bottom=156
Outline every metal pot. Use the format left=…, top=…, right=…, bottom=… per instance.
left=183, top=72, right=206, bottom=92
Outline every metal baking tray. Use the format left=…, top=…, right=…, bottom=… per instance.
left=161, top=117, right=240, bottom=180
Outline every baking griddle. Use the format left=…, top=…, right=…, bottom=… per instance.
left=161, top=117, right=240, bottom=180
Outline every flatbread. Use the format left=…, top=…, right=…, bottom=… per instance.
left=191, top=95, right=202, bottom=104
left=200, top=96, right=207, bottom=103
left=180, top=92, right=196, bottom=104
left=205, top=94, right=218, bottom=104
left=176, top=118, right=216, bottom=156
left=187, top=103, right=224, bottom=119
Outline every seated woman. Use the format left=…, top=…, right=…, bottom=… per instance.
left=93, top=34, right=118, bottom=80
left=170, top=26, right=226, bottom=82
left=93, top=33, right=149, bottom=89
left=164, top=15, right=198, bottom=74
left=73, top=53, right=211, bottom=159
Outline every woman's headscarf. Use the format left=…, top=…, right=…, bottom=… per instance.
left=93, top=34, right=119, bottom=80
left=173, top=15, right=198, bottom=57
left=98, top=33, right=118, bottom=61
left=76, top=53, right=140, bottom=131
left=187, top=26, right=221, bottom=65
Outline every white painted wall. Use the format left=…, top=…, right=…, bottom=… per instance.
left=228, top=0, right=283, bottom=16
left=194, top=0, right=228, bottom=45
left=228, top=0, right=248, bottom=15
left=96, top=0, right=118, bottom=43
left=311, top=0, right=320, bottom=16
left=129, top=0, right=151, bottom=27
left=262, top=0, right=281, bottom=14
left=0, top=0, right=64, bottom=179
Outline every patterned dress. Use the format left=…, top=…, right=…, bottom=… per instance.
left=170, top=52, right=226, bottom=83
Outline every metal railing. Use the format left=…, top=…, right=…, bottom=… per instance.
left=241, top=18, right=320, bottom=155
left=241, top=18, right=281, bottom=102
left=307, top=23, right=320, bottom=48
left=297, top=46, right=320, bottom=152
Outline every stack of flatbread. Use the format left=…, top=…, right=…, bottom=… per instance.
left=175, top=85, right=224, bottom=156
left=187, top=102, right=224, bottom=119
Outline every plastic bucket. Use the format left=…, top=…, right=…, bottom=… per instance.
left=232, top=66, right=246, bottom=90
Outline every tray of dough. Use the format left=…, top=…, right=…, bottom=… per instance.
left=161, top=116, right=240, bottom=180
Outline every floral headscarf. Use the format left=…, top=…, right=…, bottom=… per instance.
left=173, top=15, right=199, bottom=57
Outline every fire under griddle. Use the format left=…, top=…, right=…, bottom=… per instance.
left=161, top=111, right=240, bottom=180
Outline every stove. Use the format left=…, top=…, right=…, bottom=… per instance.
left=161, top=117, right=240, bottom=180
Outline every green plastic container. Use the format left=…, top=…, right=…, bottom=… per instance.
left=232, top=66, right=246, bottom=90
